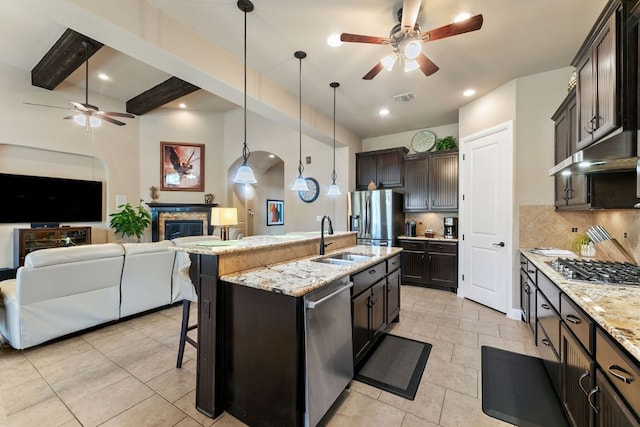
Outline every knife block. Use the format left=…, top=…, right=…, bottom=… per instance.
left=594, top=239, right=637, bottom=264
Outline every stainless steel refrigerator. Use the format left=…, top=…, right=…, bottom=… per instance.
left=348, top=189, right=404, bottom=246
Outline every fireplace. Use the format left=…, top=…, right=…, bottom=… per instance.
left=148, top=203, right=218, bottom=242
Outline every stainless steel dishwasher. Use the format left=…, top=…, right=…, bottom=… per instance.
left=304, top=276, right=354, bottom=427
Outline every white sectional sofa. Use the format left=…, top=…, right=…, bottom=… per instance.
left=0, top=235, right=221, bottom=349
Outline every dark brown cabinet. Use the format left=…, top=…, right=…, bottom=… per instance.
left=519, top=254, right=537, bottom=334
left=553, top=89, right=589, bottom=209
left=403, top=150, right=458, bottom=212
left=594, top=369, right=640, bottom=427
left=355, top=147, right=407, bottom=190
left=386, top=268, right=401, bottom=323
left=576, top=11, right=617, bottom=149
left=14, top=226, right=92, bottom=268
left=562, top=324, right=595, bottom=427
left=352, top=289, right=372, bottom=362
left=399, top=239, right=457, bottom=291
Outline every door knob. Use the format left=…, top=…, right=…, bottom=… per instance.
left=492, top=242, right=505, bottom=247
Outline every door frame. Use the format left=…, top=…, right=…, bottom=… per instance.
left=458, top=121, right=518, bottom=319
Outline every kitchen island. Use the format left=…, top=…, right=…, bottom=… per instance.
left=172, top=232, right=402, bottom=426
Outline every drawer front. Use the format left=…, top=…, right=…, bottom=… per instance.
left=596, top=328, right=640, bottom=416
left=386, top=254, right=401, bottom=273
left=427, top=241, right=457, bottom=254
left=399, top=240, right=426, bottom=251
left=352, top=262, right=386, bottom=296
left=537, top=290, right=560, bottom=350
left=519, top=253, right=528, bottom=271
left=560, top=294, right=593, bottom=354
left=537, top=272, right=559, bottom=311
left=526, top=258, right=537, bottom=282
left=537, top=321, right=561, bottom=397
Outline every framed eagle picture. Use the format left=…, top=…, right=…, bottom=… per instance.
left=160, top=142, right=205, bottom=191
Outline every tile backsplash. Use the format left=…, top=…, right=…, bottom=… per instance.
left=404, top=212, right=457, bottom=237
left=519, top=205, right=640, bottom=262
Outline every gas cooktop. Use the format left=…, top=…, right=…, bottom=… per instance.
left=547, top=258, right=640, bottom=285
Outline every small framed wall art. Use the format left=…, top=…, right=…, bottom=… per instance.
left=160, top=141, right=205, bottom=191
left=266, top=199, right=284, bottom=226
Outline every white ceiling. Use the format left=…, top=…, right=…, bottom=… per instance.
left=0, top=0, right=608, bottom=139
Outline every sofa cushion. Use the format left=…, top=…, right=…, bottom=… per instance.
left=25, top=243, right=124, bottom=268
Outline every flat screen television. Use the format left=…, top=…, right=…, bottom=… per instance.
left=0, top=173, right=103, bottom=223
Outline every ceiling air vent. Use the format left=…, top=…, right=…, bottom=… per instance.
left=392, top=92, right=417, bottom=103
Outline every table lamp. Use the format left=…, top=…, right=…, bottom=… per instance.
left=211, top=207, right=238, bottom=240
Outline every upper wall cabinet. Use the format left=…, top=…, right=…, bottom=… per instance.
left=573, top=0, right=637, bottom=150
left=403, top=150, right=458, bottom=212
left=355, top=147, right=408, bottom=190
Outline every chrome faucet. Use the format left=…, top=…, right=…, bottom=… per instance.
left=319, top=215, right=334, bottom=255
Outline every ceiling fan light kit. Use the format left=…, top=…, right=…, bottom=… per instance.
left=340, top=0, right=483, bottom=80
left=232, top=0, right=258, bottom=185
left=291, top=50, right=309, bottom=193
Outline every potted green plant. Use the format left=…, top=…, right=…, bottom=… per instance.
left=109, top=199, right=151, bottom=242
left=571, top=234, right=594, bottom=257
left=435, top=136, right=457, bottom=151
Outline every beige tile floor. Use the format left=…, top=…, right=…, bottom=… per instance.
left=0, top=285, right=537, bottom=426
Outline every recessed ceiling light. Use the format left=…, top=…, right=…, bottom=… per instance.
left=453, top=12, right=472, bottom=23
left=378, top=108, right=390, bottom=116
left=463, top=89, right=476, bottom=97
left=179, top=103, right=187, bottom=109
left=327, top=34, right=342, bottom=47
left=98, top=73, right=109, bottom=81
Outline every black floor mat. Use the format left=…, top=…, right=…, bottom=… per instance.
left=481, top=346, right=569, bottom=427
left=354, top=333, right=431, bottom=400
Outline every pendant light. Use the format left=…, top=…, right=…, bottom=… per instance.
left=327, top=82, right=341, bottom=196
left=232, top=0, right=257, bottom=184
left=291, top=51, right=309, bottom=192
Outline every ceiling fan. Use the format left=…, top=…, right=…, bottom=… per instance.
left=25, top=40, right=135, bottom=131
left=340, top=0, right=483, bottom=80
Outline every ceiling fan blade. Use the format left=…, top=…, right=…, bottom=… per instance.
left=100, top=115, right=126, bottom=126
left=401, top=0, right=421, bottom=31
left=416, top=54, right=439, bottom=76
left=421, top=14, right=484, bottom=42
left=363, top=62, right=384, bottom=80
left=24, top=102, right=70, bottom=111
left=62, top=115, right=75, bottom=120
left=341, top=33, right=390, bottom=45
left=71, top=101, right=90, bottom=111
left=99, top=111, right=136, bottom=119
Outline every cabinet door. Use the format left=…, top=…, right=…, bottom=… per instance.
left=376, top=150, right=403, bottom=188
left=403, top=156, right=429, bottom=211
left=520, top=268, right=531, bottom=324
left=595, top=369, right=640, bottom=427
left=562, top=325, right=595, bottom=427
left=356, top=153, right=377, bottom=190
left=427, top=252, right=457, bottom=290
left=352, top=290, right=371, bottom=362
left=386, top=269, right=401, bottom=323
left=567, top=175, right=589, bottom=207
left=577, top=54, right=595, bottom=149
left=370, top=280, right=386, bottom=339
left=593, top=14, right=617, bottom=141
left=428, top=152, right=459, bottom=211
left=400, top=250, right=426, bottom=284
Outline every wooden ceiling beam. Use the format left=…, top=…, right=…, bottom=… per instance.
left=126, top=77, right=200, bottom=115
left=31, top=29, right=103, bottom=90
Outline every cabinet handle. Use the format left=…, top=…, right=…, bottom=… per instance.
left=587, top=386, right=599, bottom=414
left=520, top=261, right=527, bottom=266
left=541, top=338, right=552, bottom=347
left=579, top=371, right=591, bottom=395
left=524, top=284, right=530, bottom=294
left=527, top=270, right=535, bottom=274
left=368, top=269, right=377, bottom=275
left=540, top=303, right=551, bottom=310
left=607, top=365, right=634, bottom=384
left=565, top=314, right=582, bottom=325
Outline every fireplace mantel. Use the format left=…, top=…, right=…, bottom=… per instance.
left=148, top=203, right=218, bottom=241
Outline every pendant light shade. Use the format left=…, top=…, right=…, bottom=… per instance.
left=232, top=0, right=257, bottom=185
left=327, top=82, right=341, bottom=196
left=292, top=50, right=309, bottom=192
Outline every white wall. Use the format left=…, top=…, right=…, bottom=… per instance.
left=363, top=123, right=459, bottom=153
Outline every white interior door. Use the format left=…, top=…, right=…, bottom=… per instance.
left=459, top=122, right=513, bottom=313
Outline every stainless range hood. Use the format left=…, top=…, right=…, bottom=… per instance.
left=548, top=129, right=638, bottom=176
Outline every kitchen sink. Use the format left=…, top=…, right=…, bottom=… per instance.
left=311, top=252, right=373, bottom=265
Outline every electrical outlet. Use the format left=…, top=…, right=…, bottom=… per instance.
left=624, top=232, right=628, bottom=239
left=571, top=227, right=578, bottom=232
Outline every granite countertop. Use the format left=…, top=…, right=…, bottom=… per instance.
left=398, top=234, right=459, bottom=243
left=220, top=245, right=402, bottom=298
left=521, top=250, right=640, bottom=362
left=170, top=231, right=356, bottom=255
